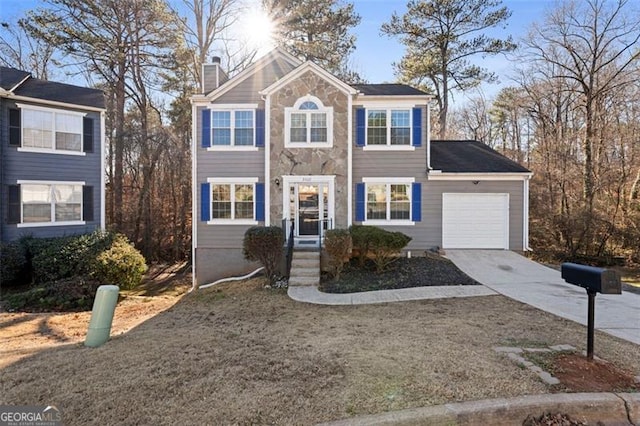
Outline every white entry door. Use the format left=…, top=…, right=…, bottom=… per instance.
left=284, top=176, right=335, bottom=241
left=442, top=193, right=509, bottom=249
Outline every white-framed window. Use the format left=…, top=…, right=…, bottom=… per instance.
left=362, top=177, right=415, bottom=225
left=206, top=177, right=259, bottom=225
left=17, top=104, right=86, bottom=155
left=211, top=110, right=255, bottom=147
left=17, top=181, right=85, bottom=227
left=367, top=108, right=411, bottom=146
left=285, top=95, right=333, bottom=147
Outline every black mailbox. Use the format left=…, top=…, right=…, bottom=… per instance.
left=561, top=263, right=621, bottom=294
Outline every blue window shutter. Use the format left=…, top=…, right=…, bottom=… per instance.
left=202, top=109, right=211, bottom=148
left=255, top=109, right=265, bottom=147
left=201, top=183, right=210, bottom=221
left=412, top=107, right=422, bottom=147
left=255, top=183, right=265, bottom=221
left=412, top=182, right=422, bottom=222
left=356, top=108, right=365, bottom=147
left=355, top=183, right=365, bottom=222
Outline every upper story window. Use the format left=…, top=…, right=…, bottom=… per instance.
left=367, top=109, right=411, bottom=146
left=202, top=105, right=263, bottom=151
left=285, top=95, right=333, bottom=148
left=355, top=106, right=422, bottom=150
left=212, top=110, right=254, bottom=146
left=12, top=104, right=93, bottom=155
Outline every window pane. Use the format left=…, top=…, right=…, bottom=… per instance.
left=234, top=129, right=253, bottom=146
left=299, top=101, right=318, bottom=110
left=390, top=184, right=410, bottom=220
left=56, top=113, right=82, bottom=133
left=22, top=184, right=51, bottom=223
left=23, top=109, right=54, bottom=149
left=53, top=185, right=82, bottom=222
left=367, top=184, right=387, bottom=220
left=367, top=110, right=387, bottom=145
left=212, top=129, right=231, bottom=145
left=290, top=113, right=307, bottom=143
left=211, top=184, right=231, bottom=219
left=212, top=111, right=230, bottom=128
left=56, top=132, right=82, bottom=151
left=311, top=113, right=326, bottom=127
left=235, top=184, right=254, bottom=219
left=390, top=128, right=410, bottom=145
left=390, top=110, right=410, bottom=145
left=310, top=128, right=327, bottom=143
left=234, top=111, right=253, bottom=128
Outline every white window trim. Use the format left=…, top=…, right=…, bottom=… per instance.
left=364, top=107, right=414, bottom=150
left=16, top=103, right=87, bottom=155
left=207, top=109, right=256, bottom=150
left=362, top=177, right=415, bottom=226
left=16, top=180, right=86, bottom=228
left=206, top=177, right=259, bottom=225
left=284, top=95, right=333, bottom=148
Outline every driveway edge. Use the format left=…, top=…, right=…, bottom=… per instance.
left=318, top=392, right=640, bottom=425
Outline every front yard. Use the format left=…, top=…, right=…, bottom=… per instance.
left=1, top=276, right=639, bottom=425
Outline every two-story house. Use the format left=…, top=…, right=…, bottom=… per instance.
left=191, top=49, right=531, bottom=286
left=1, top=67, right=105, bottom=244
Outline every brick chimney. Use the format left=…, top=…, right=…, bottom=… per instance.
left=201, top=56, right=229, bottom=94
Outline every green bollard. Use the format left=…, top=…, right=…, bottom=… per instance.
left=84, top=285, right=119, bottom=348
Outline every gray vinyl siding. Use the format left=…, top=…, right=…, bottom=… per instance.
left=426, top=180, right=525, bottom=250
left=196, top=248, right=261, bottom=284
left=1, top=99, right=102, bottom=243
left=215, top=57, right=297, bottom=104
left=352, top=105, right=432, bottom=252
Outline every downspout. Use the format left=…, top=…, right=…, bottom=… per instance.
left=263, top=94, right=271, bottom=226
left=189, top=102, right=198, bottom=292
left=427, top=100, right=432, bottom=171
left=0, top=100, right=4, bottom=244
left=524, top=175, right=532, bottom=251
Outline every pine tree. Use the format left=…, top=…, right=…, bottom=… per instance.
left=382, top=0, right=516, bottom=138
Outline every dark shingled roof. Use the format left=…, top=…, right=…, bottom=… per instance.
left=1, top=66, right=105, bottom=109
left=0, top=67, right=30, bottom=91
left=431, top=140, right=530, bottom=173
left=352, top=83, right=429, bottom=96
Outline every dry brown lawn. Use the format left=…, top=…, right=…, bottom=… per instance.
left=1, top=277, right=639, bottom=425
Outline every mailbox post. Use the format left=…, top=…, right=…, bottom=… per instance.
left=561, top=263, right=621, bottom=360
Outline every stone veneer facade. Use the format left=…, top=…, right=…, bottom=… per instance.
left=269, top=71, right=349, bottom=227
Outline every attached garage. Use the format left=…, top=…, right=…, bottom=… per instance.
left=442, top=193, right=510, bottom=249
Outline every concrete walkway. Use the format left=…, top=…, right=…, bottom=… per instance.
left=445, top=250, right=640, bottom=346
left=288, top=284, right=496, bottom=305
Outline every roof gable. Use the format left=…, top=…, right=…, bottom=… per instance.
left=204, top=47, right=302, bottom=101
left=260, top=61, right=357, bottom=96
left=0, top=66, right=31, bottom=91
left=431, top=140, right=530, bottom=173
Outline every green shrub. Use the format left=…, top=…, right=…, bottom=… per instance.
left=0, top=242, right=28, bottom=285
left=94, top=235, right=147, bottom=290
left=349, top=226, right=411, bottom=272
left=30, top=231, right=115, bottom=284
left=368, top=230, right=412, bottom=273
left=324, top=229, right=352, bottom=280
left=349, top=225, right=376, bottom=267
left=243, top=226, right=284, bottom=283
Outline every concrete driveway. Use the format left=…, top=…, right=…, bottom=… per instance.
left=445, top=250, right=640, bottom=346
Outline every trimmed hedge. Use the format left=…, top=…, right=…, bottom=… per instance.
left=349, top=225, right=411, bottom=272
left=94, top=234, right=147, bottom=290
left=243, top=226, right=284, bottom=283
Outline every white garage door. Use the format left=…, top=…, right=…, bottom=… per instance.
left=442, top=193, right=509, bottom=249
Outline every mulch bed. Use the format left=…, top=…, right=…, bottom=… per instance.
left=320, top=253, right=480, bottom=293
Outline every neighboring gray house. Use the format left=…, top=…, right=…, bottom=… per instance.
left=191, top=48, right=531, bottom=286
left=1, top=67, right=105, bottom=244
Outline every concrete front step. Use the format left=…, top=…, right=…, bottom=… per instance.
left=289, top=276, right=320, bottom=286
left=291, top=259, right=319, bottom=269
left=292, top=251, right=320, bottom=260
left=290, top=267, right=320, bottom=277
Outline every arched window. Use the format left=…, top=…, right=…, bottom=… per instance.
left=285, top=95, right=333, bottom=147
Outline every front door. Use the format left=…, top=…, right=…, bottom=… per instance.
left=286, top=177, right=334, bottom=241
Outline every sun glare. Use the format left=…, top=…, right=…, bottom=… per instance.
left=243, top=8, right=276, bottom=53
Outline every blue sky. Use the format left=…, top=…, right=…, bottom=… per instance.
left=1, top=0, right=552, bottom=102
